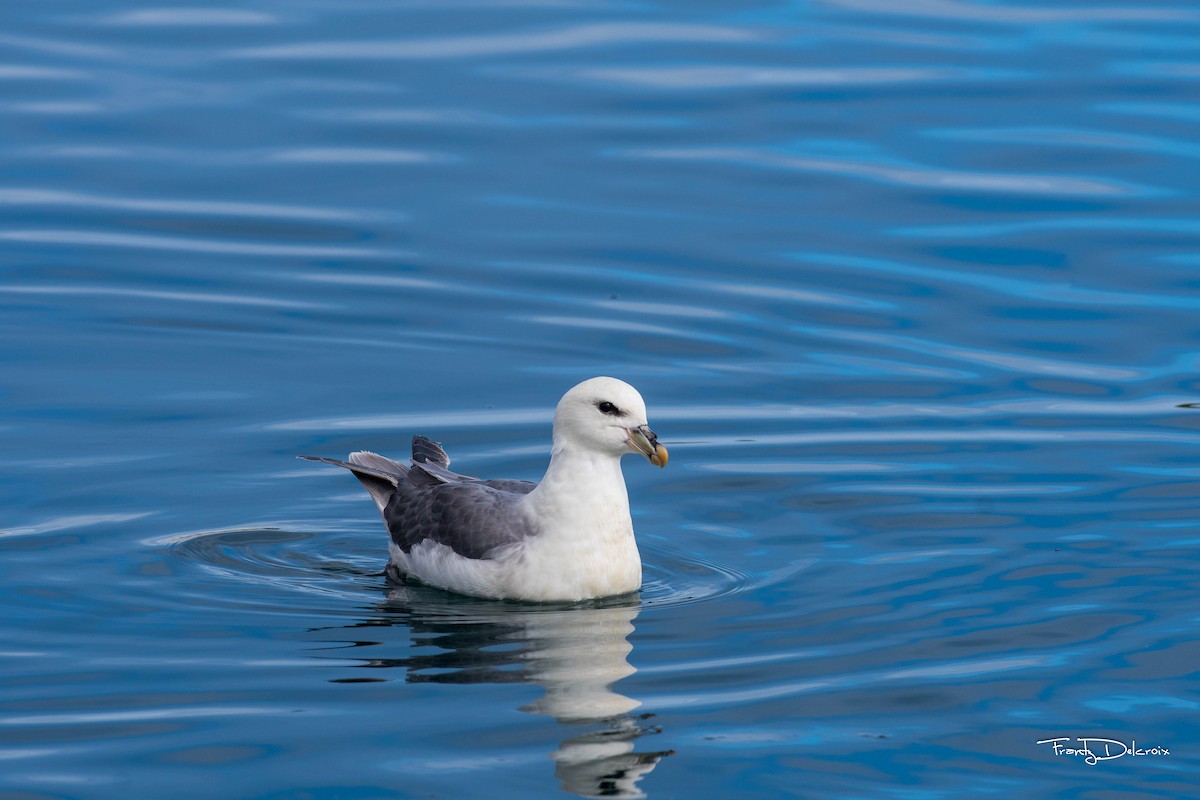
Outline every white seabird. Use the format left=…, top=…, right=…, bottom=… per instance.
left=301, top=376, right=668, bottom=602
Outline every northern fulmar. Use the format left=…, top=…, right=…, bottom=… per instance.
left=301, top=377, right=668, bottom=601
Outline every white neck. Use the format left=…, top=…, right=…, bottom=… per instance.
left=509, top=443, right=642, bottom=600
left=524, top=444, right=632, bottom=540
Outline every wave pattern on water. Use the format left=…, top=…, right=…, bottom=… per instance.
left=2, top=0, right=1200, bottom=798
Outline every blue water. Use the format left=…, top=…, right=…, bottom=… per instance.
left=3, top=1, right=1199, bottom=797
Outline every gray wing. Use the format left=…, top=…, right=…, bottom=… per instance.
left=302, top=435, right=539, bottom=560
left=411, top=435, right=451, bottom=468
left=385, top=478, right=537, bottom=559
left=407, top=435, right=481, bottom=486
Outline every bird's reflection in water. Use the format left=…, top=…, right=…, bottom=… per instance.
left=316, top=584, right=672, bottom=799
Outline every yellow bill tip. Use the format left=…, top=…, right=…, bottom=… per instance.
left=650, top=444, right=669, bottom=468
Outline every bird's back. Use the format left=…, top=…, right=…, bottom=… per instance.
left=385, top=469, right=536, bottom=559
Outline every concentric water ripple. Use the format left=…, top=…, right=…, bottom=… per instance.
left=146, top=525, right=381, bottom=612
left=147, top=524, right=780, bottom=614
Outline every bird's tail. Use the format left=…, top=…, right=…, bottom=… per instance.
left=298, top=451, right=408, bottom=512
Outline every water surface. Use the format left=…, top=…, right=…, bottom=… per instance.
left=2, top=1, right=1199, bottom=798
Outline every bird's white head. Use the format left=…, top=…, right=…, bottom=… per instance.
left=552, top=377, right=668, bottom=467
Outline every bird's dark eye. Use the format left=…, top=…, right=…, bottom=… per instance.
left=597, top=401, right=621, bottom=416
